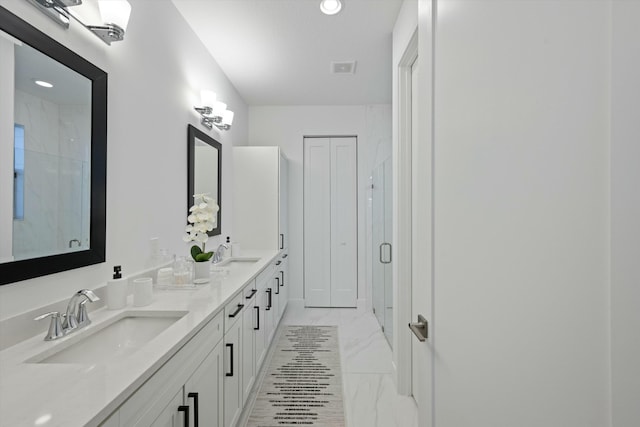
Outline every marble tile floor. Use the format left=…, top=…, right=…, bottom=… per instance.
left=254, top=303, right=419, bottom=427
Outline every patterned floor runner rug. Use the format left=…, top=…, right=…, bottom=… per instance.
left=246, top=325, right=345, bottom=426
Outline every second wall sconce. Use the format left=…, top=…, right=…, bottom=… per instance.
left=27, top=0, right=132, bottom=45
left=194, top=90, right=234, bottom=131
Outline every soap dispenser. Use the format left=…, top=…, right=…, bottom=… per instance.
left=106, top=265, right=127, bottom=310
left=228, top=236, right=240, bottom=257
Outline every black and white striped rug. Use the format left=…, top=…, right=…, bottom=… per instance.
left=246, top=325, right=345, bottom=426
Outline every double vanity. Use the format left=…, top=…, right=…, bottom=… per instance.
left=0, top=249, right=290, bottom=426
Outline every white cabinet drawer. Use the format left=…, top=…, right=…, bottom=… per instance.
left=243, top=279, right=257, bottom=300
left=224, top=292, right=245, bottom=332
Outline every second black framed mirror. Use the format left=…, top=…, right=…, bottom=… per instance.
left=187, top=124, right=222, bottom=236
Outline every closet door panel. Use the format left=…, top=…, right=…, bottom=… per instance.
left=303, top=138, right=331, bottom=307
left=330, top=137, right=357, bottom=307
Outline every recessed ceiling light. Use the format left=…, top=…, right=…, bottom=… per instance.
left=34, top=80, right=53, bottom=88
left=320, top=0, right=342, bottom=15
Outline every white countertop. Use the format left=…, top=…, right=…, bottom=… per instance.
left=0, top=250, right=279, bottom=427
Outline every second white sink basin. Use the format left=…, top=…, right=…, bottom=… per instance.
left=214, top=257, right=260, bottom=268
left=27, top=311, right=187, bottom=364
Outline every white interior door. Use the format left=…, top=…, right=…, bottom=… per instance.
left=408, top=18, right=434, bottom=423
left=410, top=58, right=430, bottom=423
left=329, top=137, right=357, bottom=307
left=304, top=137, right=357, bottom=308
left=303, top=138, right=331, bottom=307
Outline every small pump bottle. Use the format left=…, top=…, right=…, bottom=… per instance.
left=106, top=265, right=127, bottom=309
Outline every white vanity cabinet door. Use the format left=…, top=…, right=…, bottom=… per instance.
left=150, top=389, right=186, bottom=427
left=232, top=147, right=288, bottom=251
left=271, top=272, right=281, bottom=332
left=279, top=151, right=288, bottom=250
left=278, top=255, right=289, bottom=320
left=264, top=282, right=275, bottom=348
left=241, top=295, right=256, bottom=405
left=184, top=341, right=224, bottom=427
left=224, top=317, right=243, bottom=427
left=255, top=278, right=268, bottom=371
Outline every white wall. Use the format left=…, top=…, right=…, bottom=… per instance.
left=248, top=105, right=391, bottom=308
left=419, top=0, right=611, bottom=425
left=611, top=1, right=640, bottom=425
left=0, top=0, right=248, bottom=320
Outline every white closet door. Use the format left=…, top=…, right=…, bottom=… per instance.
left=330, top=137, right=357, bottom=307
left=304, top=138, right=332, bottom=307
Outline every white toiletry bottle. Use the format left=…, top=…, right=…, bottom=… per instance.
left=106, top=265, right=127, bottom=309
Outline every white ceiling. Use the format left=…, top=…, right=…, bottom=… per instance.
left=171, top=0, right=403, bottom=106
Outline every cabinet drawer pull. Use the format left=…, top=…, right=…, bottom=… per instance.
left=188, top=392, right=199, bottom=427
left=228, top=303, right=244, bottom=318
left=226, top=343, right=234, bottom=377
left=276, top=260, right=282, bottom=266
left=246, top=288, right=257, bottom=299
left=283, top=253, right=288, bottom=258
left=178, top=405, right=190, bottom=427
left=280, top=271, right=284, bottom=287
left=280, top=233, right=284, bottom=249
left=266, top=288, right=272, bottom=310
left=275, top=277, right=280, bottom=294
left=254, top=306, right=260, bottom=330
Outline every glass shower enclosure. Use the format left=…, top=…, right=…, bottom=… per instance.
left=372, top=157, right=393, bottom=347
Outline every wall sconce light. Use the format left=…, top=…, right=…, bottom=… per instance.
left=27, top=0, right=132, bottom=46
left=194, top=90, right=235, bottom=131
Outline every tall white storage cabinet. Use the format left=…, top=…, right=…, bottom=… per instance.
left=233, top=147, right=288, bottom=251
left=304, top=137, right=357, bottom=307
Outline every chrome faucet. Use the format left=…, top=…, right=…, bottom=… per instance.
left=212, top=243, right=229, bottom=264
left=68, top=238, right=81, bottom=248
left=63, top=289, right=100, bottom=331
left=34, top=289, right=100, bottom=341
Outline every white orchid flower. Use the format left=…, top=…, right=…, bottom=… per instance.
left=185, top=193, right=221, bottom=262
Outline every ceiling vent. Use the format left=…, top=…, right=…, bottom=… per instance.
left=331, top=61, right=357, bottom=75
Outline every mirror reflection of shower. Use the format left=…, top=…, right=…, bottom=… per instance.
left=4, top=38, right=92, bottom=262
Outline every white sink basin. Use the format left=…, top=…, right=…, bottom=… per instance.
left=214, top=257, right=260, bottom=268
left=27, top=311, right=187, bottom=364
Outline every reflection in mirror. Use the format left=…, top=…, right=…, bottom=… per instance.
left=10, top=41, right=92, bottom=261
left=0, top=7, right=106, bottom=285
left=187, top=125, right=221, bottom=236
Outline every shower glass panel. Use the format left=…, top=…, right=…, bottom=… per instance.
left=371, top=157, right=393, bottom=347
left=372, top=164, right=385, bottom=331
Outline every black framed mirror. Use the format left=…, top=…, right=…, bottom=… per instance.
left=187, top=125, right=222, bottom=236
left=0, top=7, right=107, bottom=285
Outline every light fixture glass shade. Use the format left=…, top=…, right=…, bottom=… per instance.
left=320, top=0, right=342, bottom=15
left=222, top=110, right=234, bottom=126
left=211, top=101, right=227, bottom=117
left=34, top=80, right=54, bottom=88
left=200, top=90, right=217, bottom=107
left=98, top=0, right=132, bottom=31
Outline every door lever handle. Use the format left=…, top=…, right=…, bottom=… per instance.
left=408, top=314, right=428, bottom=341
